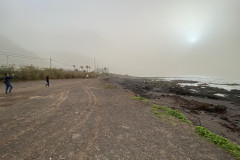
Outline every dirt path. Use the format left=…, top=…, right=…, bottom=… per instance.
left=0, top=79, right=235, bottom=159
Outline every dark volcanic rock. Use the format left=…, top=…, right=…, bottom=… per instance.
left=204, top=105, right=227, bottom=113
left=107, top=75, right=240, bottom=144
left=109, top=76, right=240, bottom=105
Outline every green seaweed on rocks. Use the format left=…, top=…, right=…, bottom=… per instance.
left=151, top=104, right=191, bottom=124
left=132, top=96, right=150, bottom=102
left=195, top=126, right=240, bottom=159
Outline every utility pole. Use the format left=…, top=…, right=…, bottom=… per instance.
left=94, top=57, right=96, bottom=72
left=50, top=58, right=52, bottom=69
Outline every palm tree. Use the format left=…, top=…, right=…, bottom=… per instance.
left=80, top=65, right=84, bottom=71
left=85, top=65, right=89, bottom=72
left=73, top=65, right=76, bottom=71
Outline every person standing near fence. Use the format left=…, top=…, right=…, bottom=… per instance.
left=45, top=75, right=50, bottom=87
left=4, top=73, right=14, bottom=94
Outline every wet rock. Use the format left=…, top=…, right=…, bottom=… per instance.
left=190, top=110, right=199, bottom=114
left=220, top=116, right=229, bottom=121
left=152, top=87, right=162, bottom=92
left=190, top=118, right=202, bottom=126
left=204, top=105, right=227, bottom=113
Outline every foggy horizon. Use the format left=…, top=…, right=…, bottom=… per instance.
left=1, top=0, right=240, bottom=79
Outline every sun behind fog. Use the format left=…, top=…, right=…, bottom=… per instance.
left=190, top=36, right=198, bottom=43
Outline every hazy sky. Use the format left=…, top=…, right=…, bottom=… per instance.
left=0, top=0, right=240, bottom=78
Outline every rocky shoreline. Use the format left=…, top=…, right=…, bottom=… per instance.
left=107, top=75, right=240, bottom=145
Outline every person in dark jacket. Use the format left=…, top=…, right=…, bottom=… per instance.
left=45, top=75, right=49, bottom=87
left=4, top=73, right=14, bottom=94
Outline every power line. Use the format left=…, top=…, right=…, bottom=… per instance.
left=0, top=50, right=48, bottom=60
left=0, top=50, right=71, bottom=67
left=0, top=50, right=82, bottom=70
left=52, top=59, right=73, bottom=67
left=0, top=53, right=47, bottom=61
left=0, top=50, right=50, bottom=68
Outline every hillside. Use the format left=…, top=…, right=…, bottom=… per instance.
left=0, top=34, right=44, bottom=66
left=0, top=34, right=97, bottom=70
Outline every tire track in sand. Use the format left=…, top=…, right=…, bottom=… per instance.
left=75, top=87, right=104, bottom=159
left=23, top=84, right=98, bottom=159
left=0, top=89, right=70, bottom=153
left=0, top=89, right=68, bottom=129
left=18, top=85, right=97, bottom=159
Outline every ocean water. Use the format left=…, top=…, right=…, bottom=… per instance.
left=157, top=76, right=240, bottom=91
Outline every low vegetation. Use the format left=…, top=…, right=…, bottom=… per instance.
left=195, top=126, right=240, bottom=159
left=0, top=65, right=99, bottom=81
left=151, top=104, right=191, bottom=124
left=133, top=95, right=239, bottom=158
left=152, top=103, right=240, bottom=159
left=132, top=96, right=150, bottom=102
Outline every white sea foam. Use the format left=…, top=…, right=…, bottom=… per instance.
left=158, top=76, right=240, bottom=91
left=214, top=93, right=226, bottom=97
left=190, top=89, right=198, bottom=93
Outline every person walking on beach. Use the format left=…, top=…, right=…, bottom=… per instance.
left=4, top=73, right=14, bottom=94
left=86, top=74, right=89, bottom=79
left=45, top=75, right=50, bottom=87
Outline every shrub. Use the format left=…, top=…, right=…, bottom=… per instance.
left=0, top=65, right=100, bottom=81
